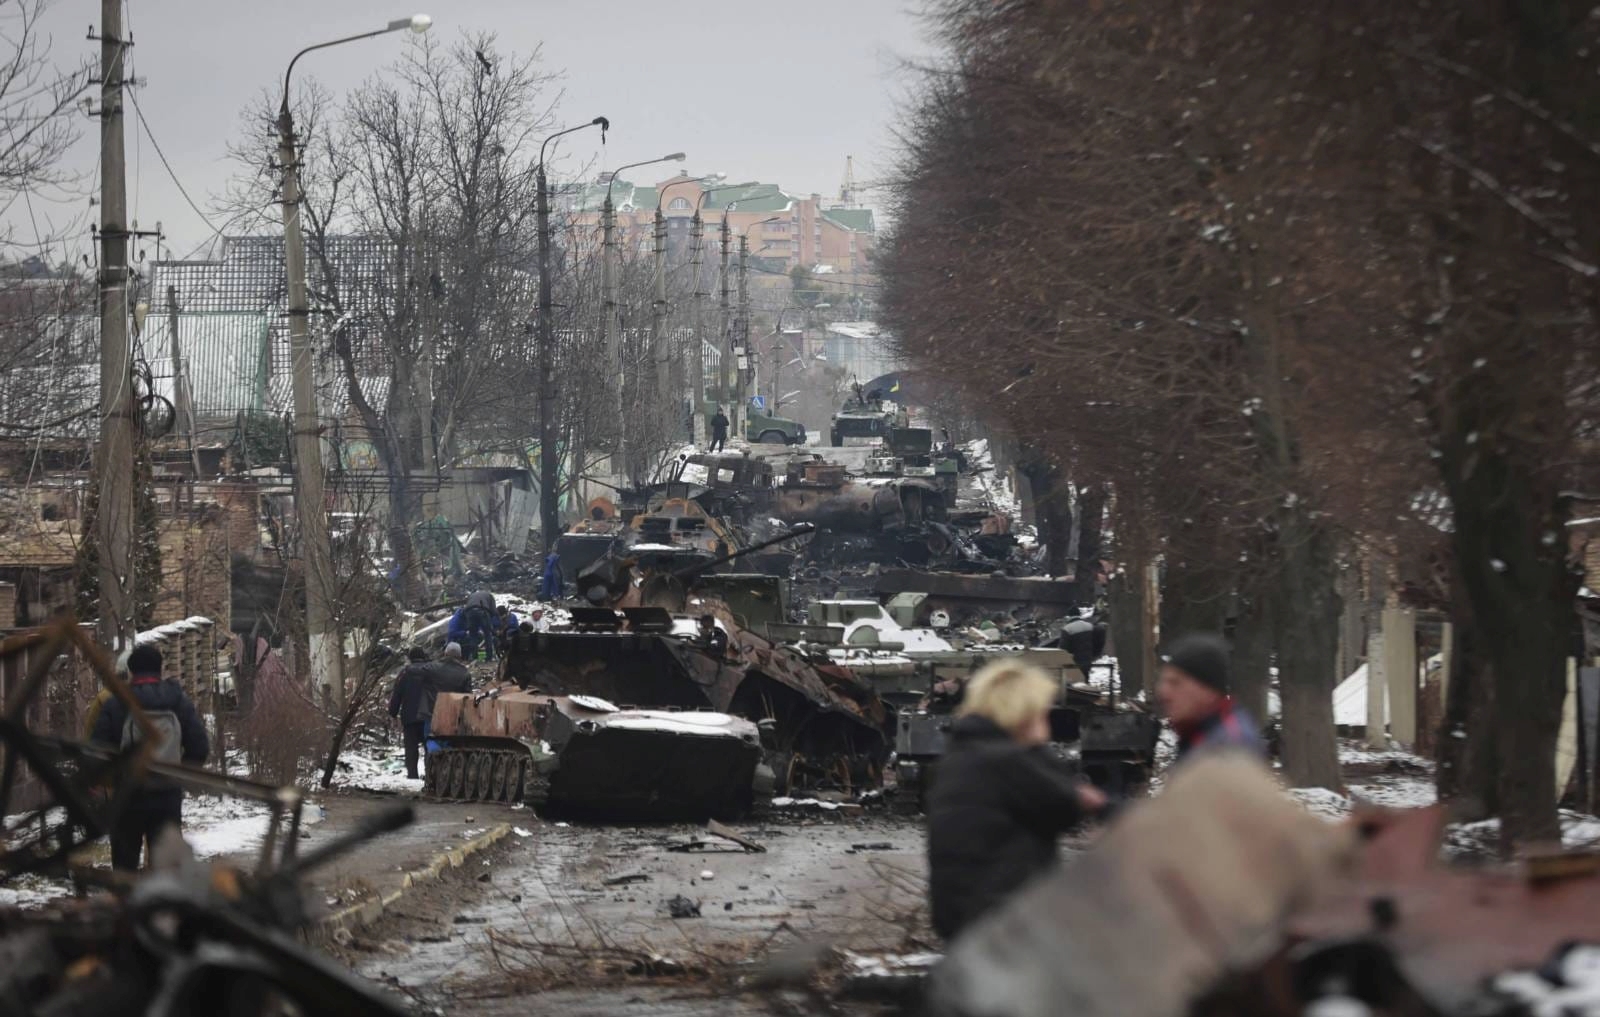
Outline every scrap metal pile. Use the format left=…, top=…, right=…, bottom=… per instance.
left=0, top=618, right=413, bottom=1016
left=413, top=421, right=1158, bottom=821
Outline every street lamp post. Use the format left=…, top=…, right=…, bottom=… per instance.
left=768, top=306, right=801, bottom=413
left=735, top=217, right=781, bottom=427
left=602, top=153, right=684, bottom=484
left=278, top=12, right=431, bottom=707
left=688, top=181, right=755, bottom=444
left=655, top=175, right=721, bottom=441
left=535, top=117, right=609, bottom=555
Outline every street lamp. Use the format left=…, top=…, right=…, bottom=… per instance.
left=535, top=116, right=609, bottom=555
left=277, top=13, right=431, bottom=708
left=733, top=217, right=783, bottom=421
left=601, top=153, right=685, bottom=483
left=649, top=174, right=721, bottom=441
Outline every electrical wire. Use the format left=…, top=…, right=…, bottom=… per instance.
left=127, top=91, right=222, bottom=242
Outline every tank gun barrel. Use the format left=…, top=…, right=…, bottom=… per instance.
left=670, top=524, right=816, bottom=580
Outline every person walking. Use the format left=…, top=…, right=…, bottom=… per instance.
left=1060, top=611, right=1105, bottom=681
left=1156, top=632, right=1265, bottom=763
left=388, top=647, right=432, bottom=780
left=709, top=407, right=730, bottom=453
left=925, top=660, right=1107, bottom=940
left=91, top=644, right=210, bottom=871
left=429, top=642, right=474, bottom=699
left=540, top=551, right=563, bottom=601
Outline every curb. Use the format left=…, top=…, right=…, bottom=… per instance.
left=310, top=822, right=512, bottom=944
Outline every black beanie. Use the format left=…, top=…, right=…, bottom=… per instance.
left=127, top=644, right=163, bottom=677
left=1163, top=633, right=1230, bottom=695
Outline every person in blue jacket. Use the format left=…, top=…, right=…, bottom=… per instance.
left=540, top=551, right=562, bottom=600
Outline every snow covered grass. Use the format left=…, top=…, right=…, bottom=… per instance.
left=325, top=743, right=425, bottom=795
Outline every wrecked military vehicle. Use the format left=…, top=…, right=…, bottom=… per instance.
left=425, top=686, right=765, bottom=818
left=498, top=604, right=893, bottom=797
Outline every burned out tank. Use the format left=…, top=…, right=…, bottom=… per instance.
left=425, top=685, right=767, bottom=818
left=500, top=605, right=893, bottom=796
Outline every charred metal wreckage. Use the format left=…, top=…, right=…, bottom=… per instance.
left=0, top=617, right=413, bottom=1016
left=419, top=433, right=1158, bottom=820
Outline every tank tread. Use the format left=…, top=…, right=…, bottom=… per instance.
left=424, top=746, right=537, bottom=805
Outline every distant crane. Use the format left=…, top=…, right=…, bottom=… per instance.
left=839, top=155, right=858, bottom=207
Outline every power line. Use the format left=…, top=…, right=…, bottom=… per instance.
left=127, top=90, right=222, bottom=240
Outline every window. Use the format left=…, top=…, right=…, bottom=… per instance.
left=765, top=221, right=789, bottom=233
left=668, top=197, right=691, bottom=211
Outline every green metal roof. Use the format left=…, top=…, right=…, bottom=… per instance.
left=570, top=178, right=660, bottom=214
left=822, top=207, right=876, bottom=233
left=144, top=312, right=271, bottom=418
left=700, top=183, right=792, bottom=213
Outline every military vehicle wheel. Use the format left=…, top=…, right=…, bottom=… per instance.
left=490, top=753, right=507, bottom=802
left=757, top=429, right=787, bottom=445
left=446, top=753, right=467, bottom=798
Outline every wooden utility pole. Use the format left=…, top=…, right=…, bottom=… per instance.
left=717, top=214, right=732, bottom=429
left=95, top=0, right=136, bottom=650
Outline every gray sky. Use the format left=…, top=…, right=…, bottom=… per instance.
left=19, top=0, right=931, bottom=259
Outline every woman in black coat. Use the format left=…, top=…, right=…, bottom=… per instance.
left=926, top=661, right=1106, bottom=940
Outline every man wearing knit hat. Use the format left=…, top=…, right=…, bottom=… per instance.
left=1156, top=632, right=1265, bottom=762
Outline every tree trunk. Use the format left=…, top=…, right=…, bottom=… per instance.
left=1074, top=484, right=1106, bottom=591
left=1160, top=553, right=1228, bottom=640
left=1231, top=589, right=1273, bottom=725
left=1107, top=569, right=1147, bottom=699
left=1435, top=619, right=1498, bottom=820
left=1272, top=510, right=1342, bottom=790
left=1021, top=460, right=1072, bottom=578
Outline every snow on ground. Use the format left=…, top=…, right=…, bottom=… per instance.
left=326, top=742, right=424, bottom=795
left=961, top=438, right=1021, bottom=520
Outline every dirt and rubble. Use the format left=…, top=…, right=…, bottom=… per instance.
left=333, top=807, right=933, bottom=1016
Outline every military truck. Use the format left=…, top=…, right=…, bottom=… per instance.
left=746, top=409, right=808, bottom=445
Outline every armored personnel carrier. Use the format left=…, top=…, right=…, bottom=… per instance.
left=425, top=685, right=767, bottom=818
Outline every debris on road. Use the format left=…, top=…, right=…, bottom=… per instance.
left=666, top=895, right=702, bottom=919
left=602, top=873, right=651, bottom=886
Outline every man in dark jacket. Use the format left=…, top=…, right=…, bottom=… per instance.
left=1157, top=632, right=1266, bottom=762
left=709, top=407, right=729, bottom=453
left=926, top=661, right=1106, bottom=940
left=461, top=590, right=499, bottom=661
left=1060, top=612, right=1108, bottom=680
left=427, top=642, right=474, bottom=701
left=388, top=647, right=432, bottom=779
left=92, top=644, right=210, bottom=871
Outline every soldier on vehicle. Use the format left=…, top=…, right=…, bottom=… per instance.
left=91, top=644, right=210, bottom=871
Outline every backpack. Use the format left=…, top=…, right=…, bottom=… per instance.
left=122, top=707, right=184, bottom=766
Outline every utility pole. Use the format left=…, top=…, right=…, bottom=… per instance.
left=535, top=117, right=608, bottom=554
left=278, top=93, right=342, bottom=708
left=690, top=210, right=706, bottom=446
left=600, top=195, right=622, bottom=481
left=736, top=234, right=750, bottom=429
left=166, top=286, right=201, bottom=478
left=652, top=208, right=669, bottom=437
left=94, top=0, right=135, bottom=650
left=717, top=215, right=732, bottom=436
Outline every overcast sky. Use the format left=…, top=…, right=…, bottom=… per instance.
left=20, top=0, right=933, bottom=260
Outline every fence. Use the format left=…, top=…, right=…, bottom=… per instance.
left=0, top=616, right=217, bottom=814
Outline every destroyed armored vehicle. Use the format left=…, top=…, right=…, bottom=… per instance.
left=426, top=686, right=766, bottom=818
left=498, top=604, right=893, bottom=795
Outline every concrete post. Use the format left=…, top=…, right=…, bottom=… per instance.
left=1382, top=606, right=1418, bottom=747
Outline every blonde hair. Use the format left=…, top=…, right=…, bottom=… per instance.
left=957, top=660, right=1059, bottom=734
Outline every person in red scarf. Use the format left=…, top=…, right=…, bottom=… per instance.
left=1156, top=633, right=1265, bottom=762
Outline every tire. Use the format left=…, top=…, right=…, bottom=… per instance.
left=757, top=429, right=787, bottom=445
